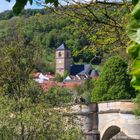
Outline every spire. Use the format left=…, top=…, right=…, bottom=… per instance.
left=56, top=43, right=70, bottom=50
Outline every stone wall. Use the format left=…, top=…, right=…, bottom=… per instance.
left=61, top=103, right=100, bottom=140
left=98, top=100, right=140, bottom=140
left=60, top=100, right=140, bottom=140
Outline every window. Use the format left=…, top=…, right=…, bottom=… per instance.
left=58, top=52, right=61, bottom=57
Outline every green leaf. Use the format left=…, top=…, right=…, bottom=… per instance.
left=45, top=0, right=54, bottom=4
left=13, top=0, right=28, bottom=15
left=127, top=18, right=140, bottom=44
left=133, top=85, right=140, bottom=90
left=131, top=68, right=140, bottom=77
left=29, top=0, right=33, bottom=5
left=132, top=58, right=140, bottom=68
left=131, top=1, right=140, bottom=19
left=54, top=0, right=58, bottom=7
left=132, top=0, right=139, bottom=5
left=131, top=75, right=140, bottom=90
left=127, top=43, right=140, bottom=58
left=45, top=0, right=58, bottom=6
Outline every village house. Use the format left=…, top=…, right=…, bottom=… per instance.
left=34, top=43, right=99, bottom=91
left=56, top=43, right=99, bottom=82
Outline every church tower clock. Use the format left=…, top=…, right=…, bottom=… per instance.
left=56, top=43, right=71, bottom=75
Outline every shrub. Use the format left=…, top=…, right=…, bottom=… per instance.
left=92, top=56, right=136, bottom=102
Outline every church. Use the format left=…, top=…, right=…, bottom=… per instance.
left=55, top=43, right=99, bottom=82
left=34, top=43, right=99, bottom=91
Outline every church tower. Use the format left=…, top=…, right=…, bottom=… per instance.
left=56, top=43, right=71, bottom=75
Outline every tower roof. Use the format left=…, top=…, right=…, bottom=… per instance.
left=56, top=43, right=70, bottom=50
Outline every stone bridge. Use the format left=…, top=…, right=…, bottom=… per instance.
left=65, top=100, right=140, bottom=140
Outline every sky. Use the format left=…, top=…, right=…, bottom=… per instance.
left=0, top=0, right=120, bottom=13
left=0, top=0, right=44, bottom=13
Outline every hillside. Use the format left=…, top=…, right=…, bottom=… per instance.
left=0, top=5, right=130, bottom=73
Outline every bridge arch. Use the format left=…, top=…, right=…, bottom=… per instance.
left=100, top=119, right=138, bottom=140
left=101, top=125, right=120, bottom=140
left=100, top=120, right=130, bottom=140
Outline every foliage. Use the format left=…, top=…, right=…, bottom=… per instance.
left=46, top=86, right=72, bottom=106
left=5, top=0, right=58, bottom=15
left=127, top=0, right=140, bottom=91
left=0, top=3, right=132, bottom=65
left=58, top=2, right=132, bottom=61
left=126, top=0, right=140, bottom=116
left=3, top=1, right=133, bottom=64
left=0, top=9, right=98, bottom=65
left=75, top=79, right=95, bottom=103
left=0, top=32, right=81, bottom=139
left=92, top=56, right=136, bottom=102
left=134, top=94, right=140, bottom=116
left=55, top=71, right=69, bottom=82
left=55, top=73, right=64, bottom=82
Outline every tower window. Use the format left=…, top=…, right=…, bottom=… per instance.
left=58, top=52, right=62, bottom=57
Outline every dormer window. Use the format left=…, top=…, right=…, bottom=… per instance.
left=58, top=52, right=62, bottom=57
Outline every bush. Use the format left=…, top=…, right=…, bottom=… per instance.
left=75, top=79, right=95, bottom=103
left=92, top=56, right=136, bottom=102
left=46, top=87, right=72, bottom=106
left=55, top=73, right=64, bottom=82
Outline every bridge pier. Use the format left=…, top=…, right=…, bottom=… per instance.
left=67, top=103, right=100, bottom=140
left=85, top=130, right=100, bottom=140
left=64, top=100, right=140, bottom=140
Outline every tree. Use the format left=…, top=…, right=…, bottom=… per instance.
left=56, top=1, right=132, bottom=61
left=75, top=79, right=95, bottom=103
left=91, top=56, right=136, bottom=102
left=126, top=0, right=140, bottom=116
left=0, top=32, right=82, bottom=139
left=46, top=86, right=72, bottom=106
left=5, top=0, right=132, bottom=63
left=127, top=0, right=140, bottom=91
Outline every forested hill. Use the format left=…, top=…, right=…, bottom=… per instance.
left=0, top=8, right=102, bottom=73
left=0, top=9, right=51, bottom=20
left=0, top=4, right=130, bottom=72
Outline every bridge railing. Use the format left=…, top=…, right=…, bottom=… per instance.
left=98, top=100, right=136, bottom=114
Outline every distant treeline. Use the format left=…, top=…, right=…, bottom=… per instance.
left=0, top=9, right=51, bottom=20
left=0, top=8, right=101, bottom=68
left=0, top=4, right=130, bottom=72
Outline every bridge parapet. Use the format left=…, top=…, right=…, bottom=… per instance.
left=98, top=100, right=140, bottom=140
left=57, top=100, right=140, bottom=140
left=98, top=100, right=136, bottom=113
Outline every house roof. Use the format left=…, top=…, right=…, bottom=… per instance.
left=90, top=70, right=99, bottom=77
left=56, top=43, right=70, bottom=50
left=70, top=64, right=92, bottom=75
left=63, top=75, right=87, bottom=82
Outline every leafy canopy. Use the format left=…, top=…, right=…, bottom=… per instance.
left=92, top=56, right=135, bottom=102
left=127, top=0, right=140, bottom=90
left=126, top=0, right=140, bottom=116
left=0, top=30, right=82, bottom=139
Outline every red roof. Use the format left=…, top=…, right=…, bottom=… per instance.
left=39, top=80, right=82, bottom=91
left=33, top=72, right=84, bottom=91
left=63, top=82, right=81, bottom=89
left=41, top=81, right=57, bottom=91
